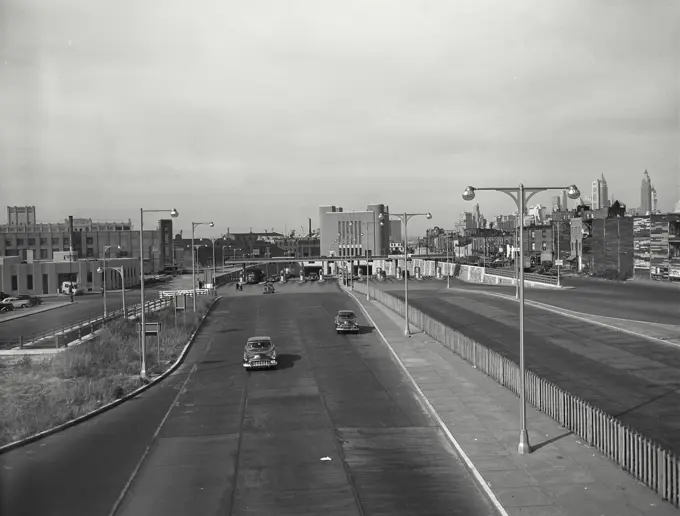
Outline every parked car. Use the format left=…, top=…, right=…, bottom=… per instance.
left=1, top=296, right=37, bottom=309
left=0, top=304, right=13, bottom=313
left=335, top=310, right=360, bottom=334
left=16, top=294, right=42, bottom=305
left=243, top=336, right=277, bottom=370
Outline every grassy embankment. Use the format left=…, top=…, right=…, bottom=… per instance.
left=0, top=297, right=214, bottom=447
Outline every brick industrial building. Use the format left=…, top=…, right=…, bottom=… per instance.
left=0, top=206, right=173, bottom=274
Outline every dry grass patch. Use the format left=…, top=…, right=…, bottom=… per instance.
left=0, top=297, right=214, bottom=447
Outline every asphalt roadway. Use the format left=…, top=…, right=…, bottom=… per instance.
left=372, top=279, right=680, bottom=455
left=415, top=275, right=680, bottom=325
left=0, top=272, right=240, bottom=344
left=0, top=281, right=498, bottom=516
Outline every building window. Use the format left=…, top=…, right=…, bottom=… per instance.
left=86, top=247, right=94, bottom=257
left=531, top=231, right=535, bottom=239
left=87, top=272, right=93, bottom=283
left=531, top=242, right=536, bottom=251
left=63, top=247, right=70, bottom=252
left=28, top=238, right=36, bottom=245
left=86, top=237, right=93, bottom=245
left=4, top=239, right=10, bottom=247
left=542, top=242, right=547, bottom=251
left=52, top=238, right=59, bottom=245
left=11, top=275, right=17, bottom=291
left=40, top=249, right=48, bottom=259
left=27, top=274, right=33, bottom=290
left=52, top=248, right=60, bottom=255
left=16, top=238, right=24, bottom=245
left=40, top=238, right=47, bottom=246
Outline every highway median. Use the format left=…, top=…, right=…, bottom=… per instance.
left=0, top=296, right=217, bottom=450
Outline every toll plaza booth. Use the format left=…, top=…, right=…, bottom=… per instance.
left=302, top=261, right=323, bottom=279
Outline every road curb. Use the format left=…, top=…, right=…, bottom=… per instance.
left=445, top=285, right=680, bottom=348
left=0, top=302, right=78, bottom=324
left=343, top=287, right=509, bottom=516
left=0, top=296, right=222, bottom=455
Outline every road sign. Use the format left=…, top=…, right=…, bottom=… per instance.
left=137, top=322, right=161, bottom=336
left=555, top=259, right=564, bottom=266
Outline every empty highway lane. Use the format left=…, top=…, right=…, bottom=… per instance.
left=0, top=282, right=499, bottom=516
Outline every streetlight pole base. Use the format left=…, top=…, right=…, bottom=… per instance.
left=404, top=326, right=411, bottom=337
left=517, top=429, right=532, bottom=455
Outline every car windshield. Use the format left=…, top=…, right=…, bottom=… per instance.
left=247, top=341, right=272, bottom=350
left=338, top=312, right=355, bottom=319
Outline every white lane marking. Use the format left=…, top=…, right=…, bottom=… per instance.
left=344, top=289, right=509, bottom=516
left=108, top=363, right=198, bottom=516
left=446, top=286, right=680, bottom=348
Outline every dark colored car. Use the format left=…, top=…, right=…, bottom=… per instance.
left=243, top=336, right=277, bottom=370
left=17, top=294, right=42, bottom=306
left=335, top=310, right=359, bottom=334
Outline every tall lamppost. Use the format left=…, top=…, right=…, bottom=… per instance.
left=446, top=232, right=451, bottom=289
left=222, top=245, right=229, bottom=272
left=378, top=210, right=433, bottom=336
left=209, top=237, right=218, bottom=285
left=97, top=265, right=126, bottom=318
left=101, top=244, right=120, bottom=317
left=140, top=208, right=179, bottom=379
left=462, top=183, right=579, bottom=455
left=191, top=221, right=214, bottom=311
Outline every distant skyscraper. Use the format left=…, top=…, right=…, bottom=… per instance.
left=640, top=170, right=652, bottom=214
left=651, top=187, right=658, bottom=213
left=562, top=190, right=568, bottom=211
left=601, top=175, right=609, bottom=208
left=591, top=175, right=608, bottom=210
left=551, top=196, right=561, bottom=212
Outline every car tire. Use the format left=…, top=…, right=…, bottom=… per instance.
left=21, top=304, right=28, bottom=309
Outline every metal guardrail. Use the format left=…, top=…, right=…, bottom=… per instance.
left=0, top=299, right=171, bottom=350
left=354, top=281, right=679, bottom=509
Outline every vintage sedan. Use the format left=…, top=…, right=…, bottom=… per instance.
left=243, top=336, right=277, bottom=370
left=334, top=310, right=360, bottom=334
left=1, top=296, right=38, bottom=309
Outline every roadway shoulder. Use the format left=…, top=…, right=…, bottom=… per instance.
left=345, top=289, right=679, bottom=516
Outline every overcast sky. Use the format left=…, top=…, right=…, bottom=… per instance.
left=1, top=0, right=678, bottom=236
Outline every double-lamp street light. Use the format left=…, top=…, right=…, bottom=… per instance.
left=191, top=221, right=215, bottom=312
left=140, top=208, right=179, bottom=380
left=462, top=183, right=579, bottom=455
left=378, top=211, right=432, bottom=337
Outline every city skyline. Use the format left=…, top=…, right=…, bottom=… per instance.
left=1, top=0, right=678, bottom=235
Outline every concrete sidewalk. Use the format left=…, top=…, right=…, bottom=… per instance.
left=347, top=290, right=679, bottom=515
